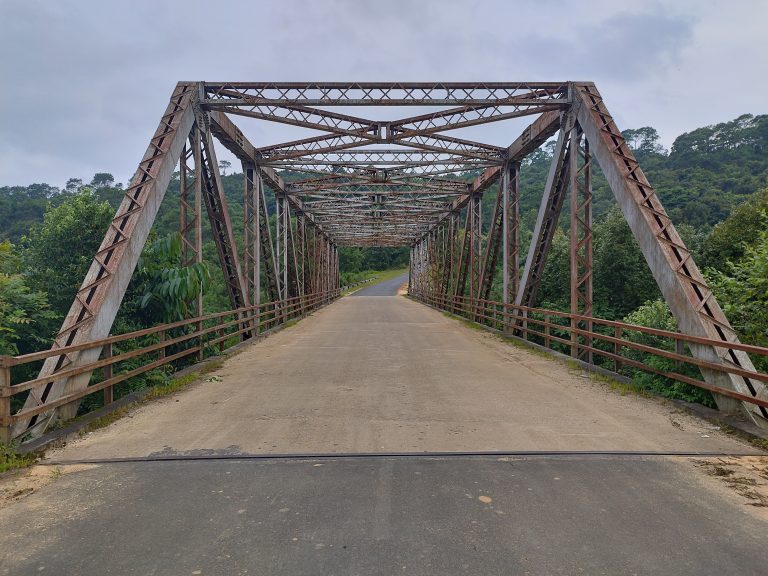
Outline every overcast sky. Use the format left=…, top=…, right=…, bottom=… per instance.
left=1, top=0, right=766, bottom=187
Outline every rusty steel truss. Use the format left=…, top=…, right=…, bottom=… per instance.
left=10, top=81, right=768, bottom=440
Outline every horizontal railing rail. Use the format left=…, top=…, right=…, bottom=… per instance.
left=0, top=289, right=340, bottom=442
left=411, top=291, right=768, bottom=410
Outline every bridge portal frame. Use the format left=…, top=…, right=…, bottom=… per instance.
left=7, top=80, right=768, bottom=441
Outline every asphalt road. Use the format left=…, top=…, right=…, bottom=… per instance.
left=2, top=455, right=766, bottom=575
left=351, top=272, right=408, bottom=296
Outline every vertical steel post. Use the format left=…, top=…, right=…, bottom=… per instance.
left=469, top=193, right=482, bottom=314
left=254, top=172, right=262, bottom=332
left=243, top=164, right=261, bottom=334
left=297, top=214, right=306, bottom=311
left=275, top=194, right=289, bottom=318
left=569, top=126, right=593, bottom=361
left=408, top=245, right=414, bottom=294
left=181, top=127, right=204, bottom=358
left=502, top=162, right=511, bottom=331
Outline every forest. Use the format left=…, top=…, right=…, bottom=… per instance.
left=0, top=113, right=766, bottom=408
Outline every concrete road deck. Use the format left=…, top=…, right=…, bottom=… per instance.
left=49, top=281, right=758, bottom=461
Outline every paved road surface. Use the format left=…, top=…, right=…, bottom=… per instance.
left=351, top=272, right=408, bottom=296
left=2, top=290, right=766, bottom=574
left=2, top=455, right=766, bottom=575
left=47, top=290, right=758, bottom=459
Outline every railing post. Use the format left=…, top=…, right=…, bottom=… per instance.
left=0, top=359, right=12, bottom=444
left=522, top=310, right=528, bottom=340
left=196, top=318, right=204, bottom=362
left=570, top=315, right=578, bottom=358
left=103, top=342, right=114, bottom=405
left=675, top=337, right=685, bottom=370
left=159, top=330, right=166, bottom=360
left=544, top=314, right=551, bottom=348
left=219, top=325, right=225, bottom=354
left=614, top=325, right=623, bottom=373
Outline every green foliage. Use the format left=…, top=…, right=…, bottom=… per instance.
left=708, top=219, right=768, bottom=372
left=0, top=442, right=36, bottom=473
left=0, top=241, right=55, bottom=355
left=536, top=228, right=569, bottom=310
left=339, top=246, right=409, bottom=274
left=622, top=127, right=667, bottom=158
left=622, top=300, right=715, bottom=407
left=128, top=232, right=210, bottom=324
left=704, top=188, right=768, bottom=270
left=22, top=189, right=114, bottom=318
left=536, top=208, right=660, bottom=317
left=592, top=207, right=660, bottom=318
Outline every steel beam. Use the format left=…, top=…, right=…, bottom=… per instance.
left=574, top=83, right=768, bottom=422
left=199, top=123, right=249, bottom=312
left=569, top=127, right=593, bottom=361
left=502, top=162, right=520, bottom=319
left=14, top=83, right=197, bottom=437
left=515, top=113, right=574, bottom=311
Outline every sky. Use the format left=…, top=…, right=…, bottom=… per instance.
left=1, top=0, right=766, bottom=187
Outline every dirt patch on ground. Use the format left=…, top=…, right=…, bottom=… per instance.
left=0, top=464, right=96, bottom=509
left=692, top=456, right=768, bottom=520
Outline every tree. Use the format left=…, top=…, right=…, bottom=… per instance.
left=704, top=188, right=768, bottom=270
left=90, top=173, right=115, bottom=189
left=125, top=232, right=210, bottom=324
left=622, top=127, right=667, bottom=157
left=64, top=178, right=83, bottom=194
left=218, top=160, right=231, bottom=176
left=0, top=241, right=55, bottom=355
left=23, top=190, right=114, bottom=317
left=708, top=219, right=768, bottom=371
left=592, top=207, right=659, bottom=318
left=339, top=247, right=364, bottom=273
left=622, top=300, right=715, bottom=406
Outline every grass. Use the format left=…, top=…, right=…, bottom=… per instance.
left=440, top=309, right=496, bottom=332
left=82, top=406, right=133, bottom=433
left=750, top=437, right=768, bottom=451
left=591, top=371, right=653, bottom=398
left=75, top=371, right=204, bottom=437
left=144, top=372, right=200, bottom=400
left=0, top=443, right=37, bottom=474
left=200, top=359, right=225, bottom=374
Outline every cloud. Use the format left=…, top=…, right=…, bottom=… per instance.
left=0, top=0, right=765, bottom=186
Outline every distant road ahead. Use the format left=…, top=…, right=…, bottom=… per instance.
left=351, top=272, right=408, bottom=296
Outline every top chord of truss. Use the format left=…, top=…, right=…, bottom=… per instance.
left=202, top=82, right=571, bottom=106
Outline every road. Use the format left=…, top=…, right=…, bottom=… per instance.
left=2, top=455, right=767, bottom=575
left=1, top=285, right=766, bottom=575
left=351, top=272, right=408, bottom=296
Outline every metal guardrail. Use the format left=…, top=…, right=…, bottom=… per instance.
left=412, top=291, right=768, bottom=410
left=0, top=290, right=340, bottom=442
